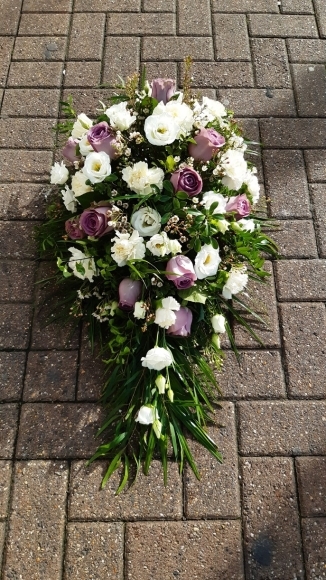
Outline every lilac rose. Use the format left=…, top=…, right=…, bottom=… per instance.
left=170, top=167, right=203, bottom=197
left=65, top=217, right=86, bottom=240
left=225, top=194, right=251, bottom=219
left=188, top=128, right=225, bottom=162
left=167, top=307, right=193, bottom=337
left=62, top=137, right=80, bottom=163
left=151, top=78, right=176, bottom=104
left=79, top=206, right=114, bottom=238
left=118, top=278, right=142, bottom=311
left=87, top=122, right=120, bottom=159
left=166, top=255, right=197, bottom=290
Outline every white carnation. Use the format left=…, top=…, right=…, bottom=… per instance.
left=62, top=186, right=78, bottom=213
left=111, top=229, right=146, bottom=267
left=244, top=170, right=260, bottom=204
left=220, top=150, right=248, bottom=191
left=202, top=96, right=227, bottom=121
left=71, top=170, right=93, bottom=197
left=105, top=101, right=136, bottom=131
left=122, top=161, right=164, bottom=195
left=144, top=113, right=179, bottom=146
left=146, top=231, right=171, bottom=257
left=153, top=101, right=194, bottom=137
left=68, top=247, right=97, bottom=282
left=222, top=267, right=248, bottom=299
left=131, top=207, right=161, bottom=237
left=154, top=307, right=177, bottom=329
left=194, top=244, right=221, bottom=279
left=83, top=151, right=111, bottom=184
left=237, top=218, right=256, bottom=232
left=50, top=161, right=69, bottom=185
left=161, top=297, right=180, bottom=311
left=79, top=134, right=94, bottom=156
left=211, top=314, right=226, bottom=333
left=141, top=347, right=173, bottom=371
left=71, top=113, right=93, bottom=139
left=202, top=191, right=227, bottom=214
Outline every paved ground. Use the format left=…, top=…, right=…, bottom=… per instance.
left=0, top=0, right=326, bottom=578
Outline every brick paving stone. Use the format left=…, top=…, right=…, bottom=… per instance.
left=16, top=403, right=104, bottom=458
left=18, top=13, right=70, bottom=36
left=271, top=219, right=318, bottom=258
left=64, top=61, right=102, bottom=87
left=0, top=184, right=46, bottom=219
left=314, top=0, right=326, bottom=37
left=234, top=262, right=281, bottom=348
left=69, top=460, right=182, bottom=520
left=68, top=13, right=105, bottom=60
left=0, top=260, right=35, bottom=302
left=0, top=37, right=14, bottom=87
left=23, top=0, right=72, bottom=10
left=216, top=350, right=286, bottom=399
left=64, top=522, right=124, bottom=580
left=296, top=457, right=326, bottom=516
left=310, top=184, right=326, bottom=257
left=103, top=37, right=140, bottom=86
left=0, top=404, right=19, bottom=459
left=263, top=150, right=311, bottom=218
left=251, top=38, right=291, bottom=89
left=287, top=38, right=326, bottom=63
left=0, top=0, right=22, bottom=34
left=213, top=15, right=250, bottom=61
left=8, top=61, right=64, bottom=87
left=24, top=351, right=78, bottom=401
left=0, top=222, right=37, bottom=259
left=126, top=520, right=244, bottom=580
left=275, top=259, right=326, bottom=301
left=4, top=460, right=68, bottom=580
left=280, top=303, right=326, bottom=398
left=0, top=304, right=32, bottom=348
left=212, top=0, right=279, bottom=11
left=0, top=118, right=57, bottom=149
left=142, top=36, right=213, bottom=61
left=2, top=88, right=60, bottom=117
left=184, top=403, right=240, bottom=519
left=292, top=64, right=326, bottom=117
left=302, top=518, right=326, bottom=579
left=142, top=61, right=177, bottom=83
left=61, top=89, right=115, bottom=117
left=0, top=461, right=12, bottom=518
left=241, top=457, right=304, bottom=580
left=77, top=326, right=105, bottom=401
left=0, top=352, right=26, bottom=401
left=107, top=12, right=176, bottom=35
left=143, top=0, right=175, bottom=10
left=280, top=0, right=314, bottom=12
left=75, top=0, right=141, bottom=9
left=12, top=36, right=67, bottom=60
left=248, top=14, right=318, bottom=37
left=218, top=89, right=296, bottom=117
left=180, top=61, right=254, bottom=88
left=304, top=150, right=326, bottom=181
left=178, top=0, right=211, bottom=35
left=0, top=522, right=4, bottom=569
left=238, top=400, right=326, bottom=455
left=261, top=118, right=326, bottom=148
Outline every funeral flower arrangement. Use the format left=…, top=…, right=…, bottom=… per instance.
left=38, top=67, right=277, bottom=491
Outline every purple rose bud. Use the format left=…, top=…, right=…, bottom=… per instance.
left=170, top=167, right=203, bottom=197
left=225, top=194, right=251, bottom=219
left=79, top=206, right=114, bottom=238
left=166, top=255, right=197, bottom=290
left=87, top=122, right=120, bottom=160
left=118, top=278, right=142, bottom=311
left=167, top=307, right=193, bottom=337
left=65, top=217, right=86, bottom=240
left=151, top=78, right=176, bottom=104
left=188, top=128, right=225, bottom=162
left=62, top=137, right=80, bottom=163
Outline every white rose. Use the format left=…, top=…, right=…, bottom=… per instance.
left=237, top=218, right=256, bottom=232
left=211, top=314, right=226, bottom=333
left=222, top=267, right=248, bottom=299
left=146, top=231, right=171, bottom=257
left=83, top=151, right=111, bottom=184
left=168, top=238, right=182, bottom=255
left=131, top=207, right=161, bottom=237
left=111, top=229, right=146, bottom=267
left=105, top=101, right=136, bottom=131
left=134, top=301, right=146, bottom=319
left=141, top=347, right=173, bottom=371
left=154, top=307, right=177, bottom=329
left=79, top=134, right=94, bottom=156
left=71, top=170, right=93, bottom=197
left=144, top=113, right=179, bottom=146
left=135, top=405, right=158, bottom=425
left=122, top=161, right=164, bottom=195
left=71, top=113, right=93, bottom=139
left=68, top=247, right=97, bottom=282
left=202, top=191, right=227, bottom=214
left=50, top=161, right=69, bottom=185
left=244, top=170, right=260, bottom=204
left=194, top=244, right=221, bottom=279
left=153, top=101, right=194, bottom=137
left=62, top=186, right=78, bottom=213
left=220, top=150, right=248, bottom=191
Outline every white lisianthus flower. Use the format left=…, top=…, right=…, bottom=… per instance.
left=122, top=161, right=164, bottom=195
left=134, top=301, right=146, bottom=319
left=79, top=134, right=94, bottom=156
left=71, top=113, right=93, bottom=139
left=62, top=185, right=78, bottom=213
left=68, top=247, right=97, bottom=282
left=111, top=229, right=146, bottom=267
left=153, top=101, right=194, bottom=137
left=202, top=191, right=227, bottom=214
left=50, top=161, right=69, bottom=185
left=131, top=207, right=161, bottom=237
left=194, top=244, right=221, bottom=279
left=83, top=151, right=111, bottom=184
left=169, top=238, right=182, bottom=255
left=135, top=405, right=159, bottom=425
left=215, top=219, right=229, bottom=234
left=155, top=374, right=166, bottom=394
left=153, top=419, right=162, bottom=439
left=222, top=267, right=248, bottom=299
left=141, top=347, right=173, bottom=371
left=144, top=113, right=179, bottom=146
left=220, top=150, right=248, bottom=191
left=146, top=231, right=171, bottom=257
left=105, top=101, right=137, bottom=131
left=71, top=170, right=93, bottom=197
left=244, top=170, right=260, bottom=204
left=236, top=218, right=256, bottom=232
left=154, top=307, right=177, bottom=329
left=211, top=314, right=226, bottom=334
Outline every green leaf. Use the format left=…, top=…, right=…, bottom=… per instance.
left=178, top=287, right=207, bottom=304
left=116, top=455, right=130, bottom=495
